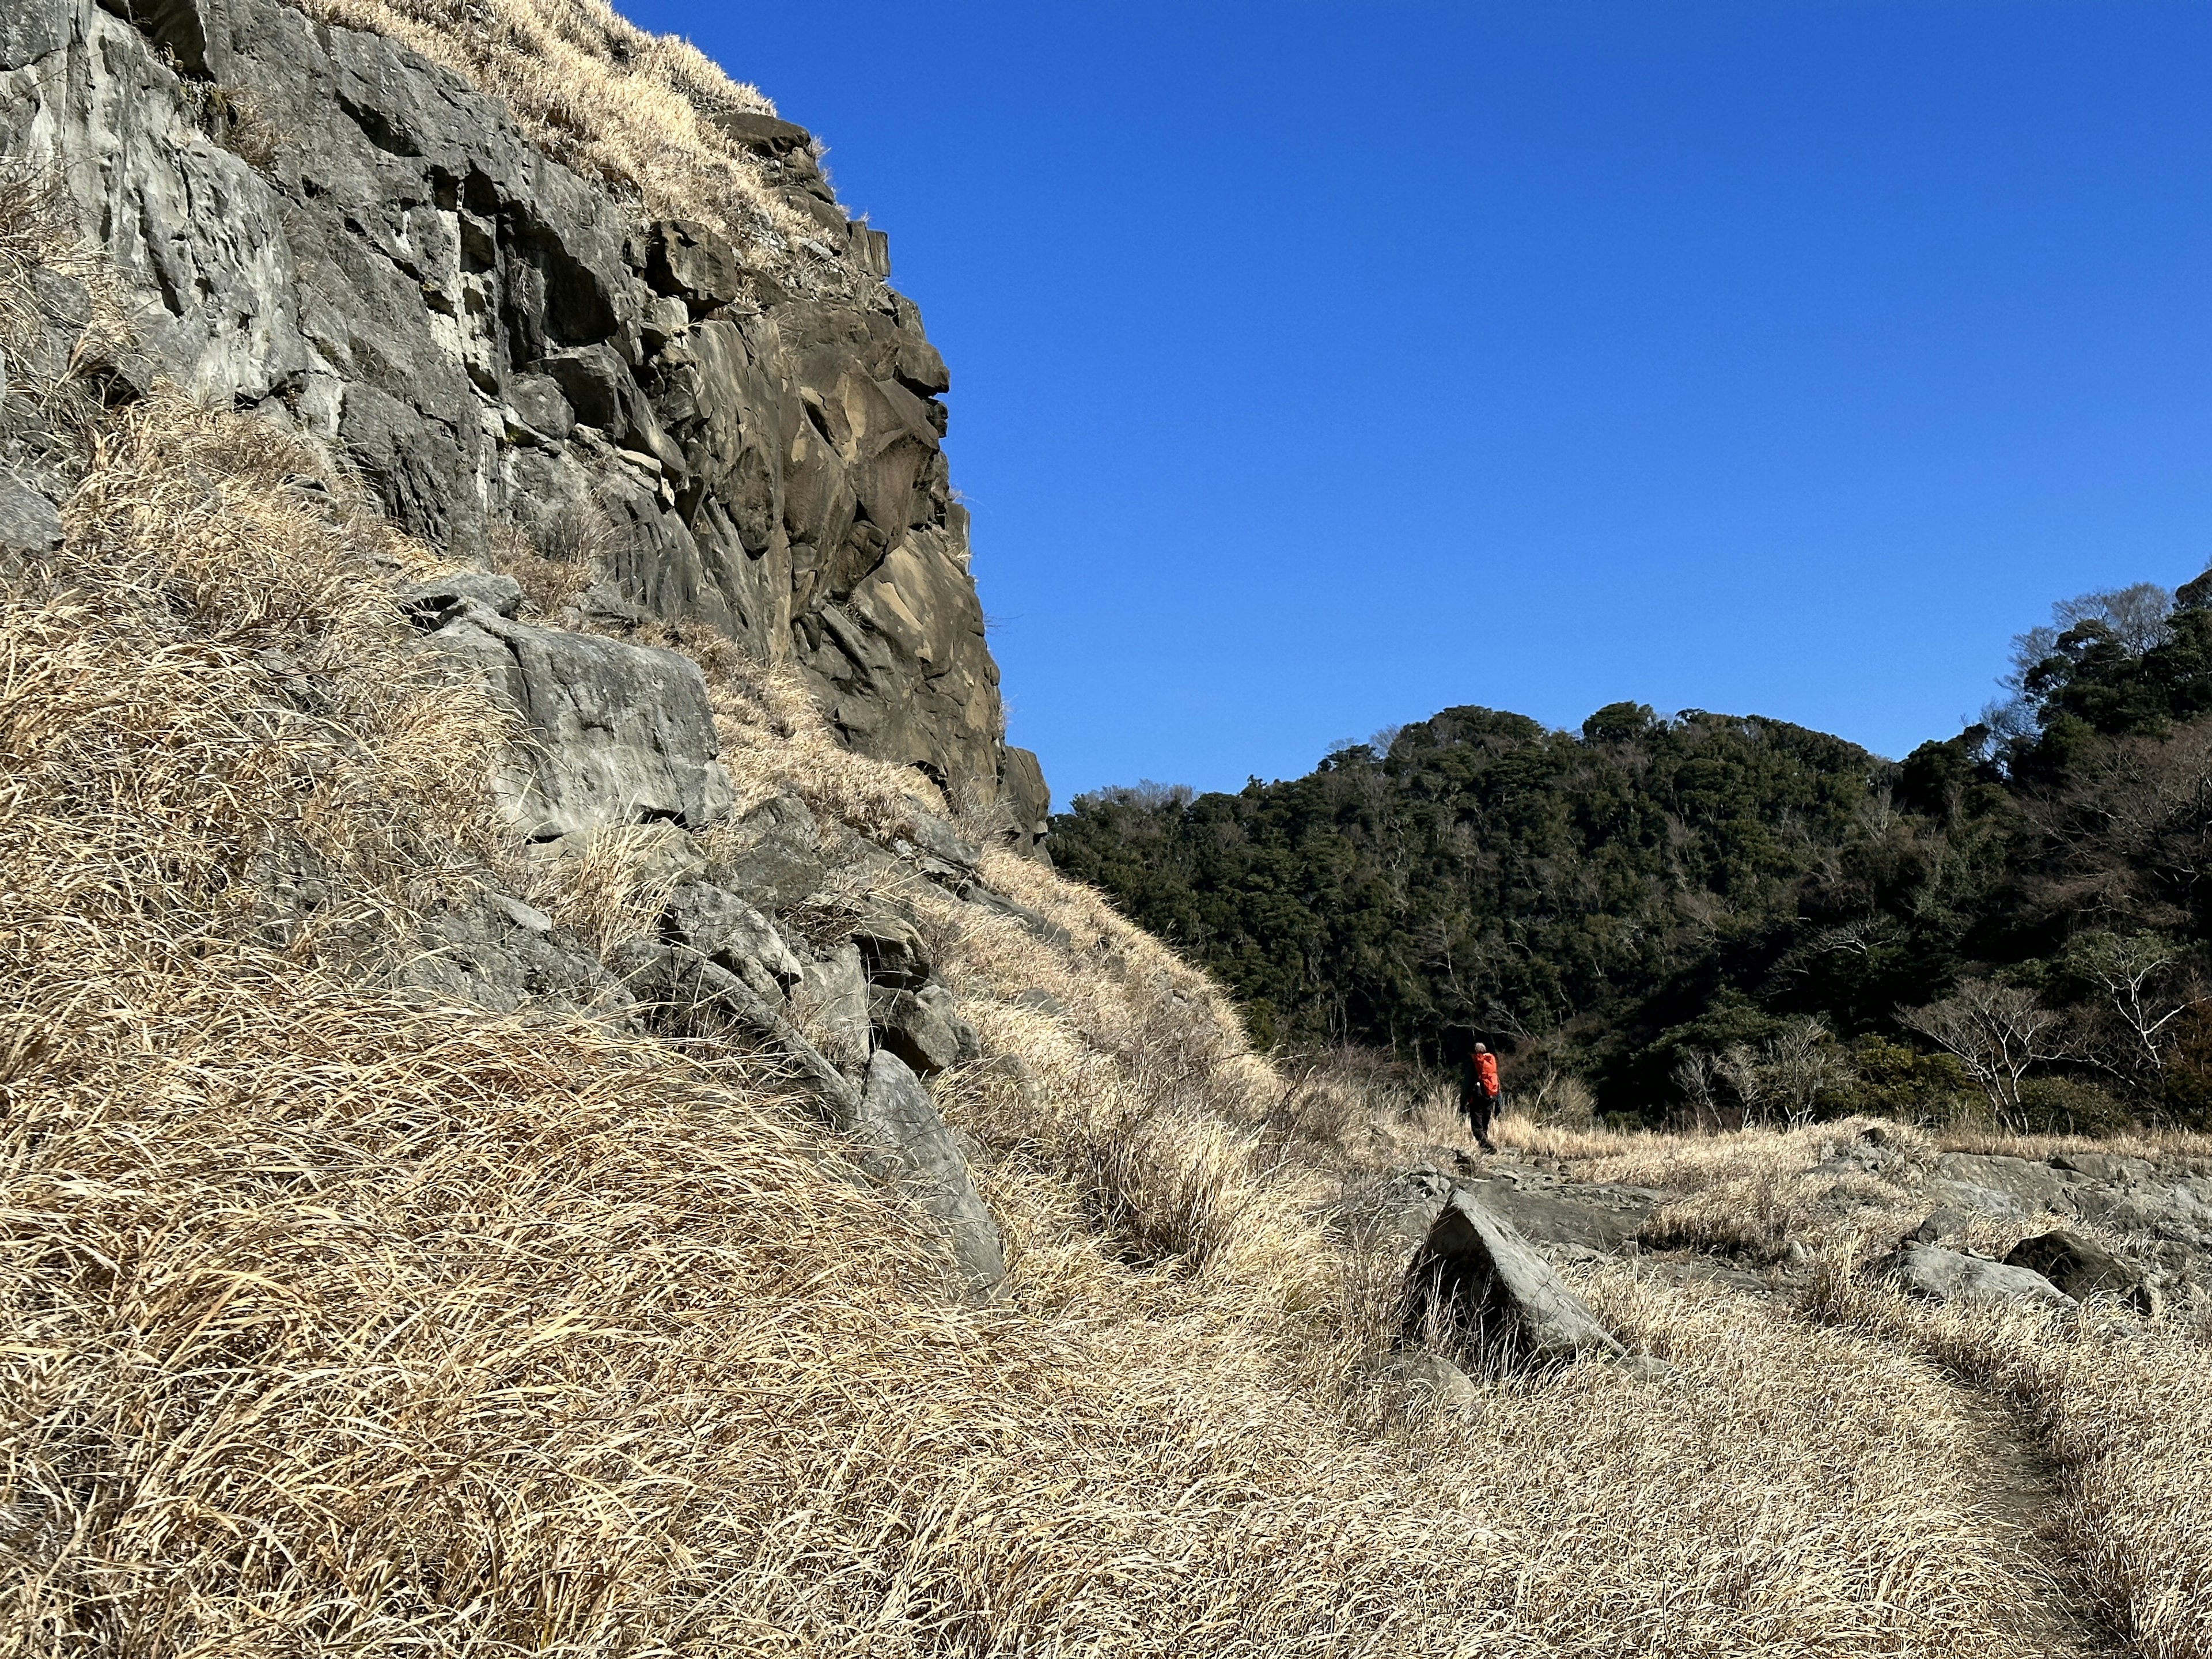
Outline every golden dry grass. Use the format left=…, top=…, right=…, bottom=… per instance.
left=9, top=363, right=2165, bottom=1649
left=285, top=0, right=840, bottom=274
left=9, top=112, right=2212, bottom=1658
left=1810, top=1257, right=2212, bottom=1659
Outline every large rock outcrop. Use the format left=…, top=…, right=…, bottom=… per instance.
left=0, top=0, right=1048, bottom=842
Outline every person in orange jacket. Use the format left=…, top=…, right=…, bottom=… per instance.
left=1461, top=1041, right=1501, bottom=1150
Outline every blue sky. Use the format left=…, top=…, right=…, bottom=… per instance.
left=628, top=0, right=2212, bottom=803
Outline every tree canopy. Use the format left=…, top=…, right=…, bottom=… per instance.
left=1051, top=573, right=2212, bottom=1128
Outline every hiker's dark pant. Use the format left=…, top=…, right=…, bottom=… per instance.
left=1463, top=1087, right=1499, bottom=1143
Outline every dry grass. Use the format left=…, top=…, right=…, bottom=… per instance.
left=10, top=164, right=2211, bottom=1655
left=8, top=374, right=2140, bottom=1647
left=1811, top=1256, right=2212, bottom=1658
left=286, top=0, right=844, bottom=278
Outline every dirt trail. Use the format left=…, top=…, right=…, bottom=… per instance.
left=1940, top=1385, right=2133, bottom=1659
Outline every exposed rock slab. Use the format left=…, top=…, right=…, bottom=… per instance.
left=2004, top=1231, right=2153, bottom=1313
left=424, top=612, right=735, bottom=839
left=1874, top=1243, right=2076, bottom=1310
left=1404, top=1190, right=1626, bottom=1368
left=854, top=1051, right=1005, bottom=1298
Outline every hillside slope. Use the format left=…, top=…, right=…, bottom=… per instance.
left=1057, top=623, right=2212, bottom=1132
left=3, top=5, right=2211, bottom=1656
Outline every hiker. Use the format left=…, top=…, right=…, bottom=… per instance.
left=1461, top=1041, right=1501, bottom=1149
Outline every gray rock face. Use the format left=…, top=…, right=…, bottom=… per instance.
left=1404, top=1190, right=1626, bottom=1368
left=791, top=942, right=870, bottom=1072
left=610, top=940, right=1003, bottom=1298
left=1930, top=1153, right=2081, bottom=1219
left=2, top=0, right=1047, bottom=844
left=1873, top=1243, right=2076, bottom=1310
left=1459, top=1173, right=1655, bottom=1253
left=402, top=887, right=628, bottom=1017
left=0, top=471, right=62, bottom=553
left=664, top=881, right=802, bottom=1002
left=610, top=937, right=861, bottom=1120
left=869, top=982, right=963, bottom=1079
left=849, top=903, right=931, bottom=988
left=854, top=1050, right=1005, bottom=1298
left=423, top=612, right=734, bottom=840
left=706, top=793, right=828, bottom=913
left=397, top=570, right=523, bottom=629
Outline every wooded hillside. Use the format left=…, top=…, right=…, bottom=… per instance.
left=1052, top=573, right=2212, bottom=1130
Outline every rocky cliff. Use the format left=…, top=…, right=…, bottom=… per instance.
left=0, top=0, right=1049, bottom=844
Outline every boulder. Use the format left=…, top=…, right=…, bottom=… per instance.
left=853, top=1051, right=1006, bottom=1298
left=396, top=570, right=524, bottom=629
left=791, top=942, right=870, bottom=1073
left=706, top=794, right=828, bottom=913
left=609, top=939, right=859, bottom=1122
left=1873, top=1243, right=2076, bottom=1309
left=664, top=882, right=803, bottom=1002
left=401, top=887, right=628, bottom=1017
left=0, top=472, right=62, bottom=554
left=849, top=903, right=931, bottom=988
left=1403, top=1190, right=1626, bottom=1368
left=1350, top=1165, right=1456, bottom=1251
left=423, top=613, right=735, bottom=840
left=869, top=982, right=963, bottom=1078
left=2004, top=1231, right=2146, bottom=1307
left=1459, top=1175, right=1654, bottom=1253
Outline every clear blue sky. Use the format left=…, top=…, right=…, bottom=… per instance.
left=628, top=0, right=2212, bottom=804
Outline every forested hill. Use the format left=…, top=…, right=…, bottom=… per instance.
left=1051, top=571, right=2212, bottom=1129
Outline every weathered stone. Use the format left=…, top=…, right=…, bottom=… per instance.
left=1873, top=1243, right=2076, bottom=1309
left=1459, top=1175, right=1653, bottom=1253
left=2050, top=1152, right=2156, bottom=1185
left=709, top=109, right=813, bottom=156
left=1404, top=1190, right=1627, bottom=1368
left=425, top=612, right=734, bottom=839
left=1, top=0, right=71, bottom=71
left=1931, top=1153, right=2081, bottom=1218
left=705, top=793, right=828, bottom=913
left=869, top=982, right=962, bottom=1078
left=664, top=881, right=803, bottom=1002
left=396, top=570, right=524, bottom=628
left=506, top=372, right=575, bottom=440
left=853, top=1050, right=1005, bottom=1298
left=2004, top=1231, right=2144, bottom=1305
left=998, top=744, right=1051, bottom=858
left=2, top=0, right=1043, bottom=817
left=1355, top=1165, right=1456, bottom=1249
left=850, top=903, right=930, bottom=988
left=644, top=219, right=744, bottom=314
left=401, top=886, right=627, bottom=1017
left=791, top=942, right=870, bottom=1073
left=609, top=938, right=860, bottom=1121
left=0, top=472, right=62, bottom=554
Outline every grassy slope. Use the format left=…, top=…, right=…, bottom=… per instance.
left=3, top=15, right=2211, bottom=1653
